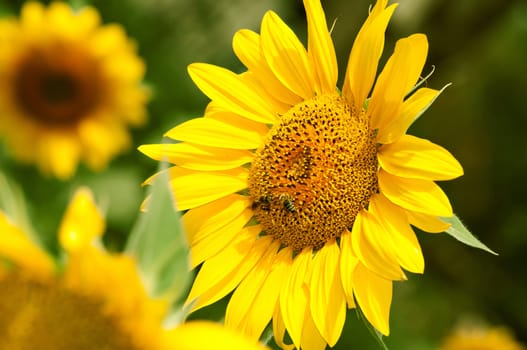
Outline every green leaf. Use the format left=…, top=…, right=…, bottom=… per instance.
left=126, top=162, right=192, bottom=304
left=441, top=214, right=498, bottom=255
left=355, top=306, right=390, bottom=350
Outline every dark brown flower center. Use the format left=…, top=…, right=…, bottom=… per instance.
left=248, top=94, right=378, bottom=252
left=13, top=44, right=102, bottom=126
left=0, top=272, right=140, bottom=350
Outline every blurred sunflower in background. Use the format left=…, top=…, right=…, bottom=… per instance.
left=0, top=186, right=268, bottom=350
left=140, top=0, right=465, bottom=348
left=0, top=2, right=149, bottom=179
left=440, top=324, right=525, bottom=350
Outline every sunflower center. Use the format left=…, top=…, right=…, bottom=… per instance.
left=248, top=94, right=378, bottom=252
left=13, top=45, right=102, bottom=125
left=0, top=272, right=140, bottom=350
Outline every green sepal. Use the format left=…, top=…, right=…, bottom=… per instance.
left=126, top=162, right=192, bottom=304
left=441, top=214, right=498, bottom=255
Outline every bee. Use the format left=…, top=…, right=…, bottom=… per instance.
left=279, top=193, right=296, bottom=213
left=252, top=194, right=271, bottom=211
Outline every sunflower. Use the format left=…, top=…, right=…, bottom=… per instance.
left=0, top=2, right=149, bottom=179
left=140, top=0, right=463, bottom=348
left=0, top=187, right=268, bottom=350
left=441, top=325, right=525, bottom=350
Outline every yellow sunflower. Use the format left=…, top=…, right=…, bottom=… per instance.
left=0, top=2, right=149, bottom=179
left=441, top=325, right=525, bottom=350
left=0, top=187, right=268, bottom=350
left=140, top=0, right=463, bottom=348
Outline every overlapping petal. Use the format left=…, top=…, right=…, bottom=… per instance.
left=370, top=34, right=428, bottom=131
left=261, top=11, right=316, bottom=100
left=188, top=63, right=279, bottom=124
left=309, top=242, right=346, bottom=346
left=343, top=2, right=396, bottom=109
left=304, top=0, right=338, bottom=94
left=379, top=170, right=453, bottom=217
left=233, top=29, right=301, bottom=106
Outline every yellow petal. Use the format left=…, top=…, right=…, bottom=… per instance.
left=185, top=227, right=267, bottom=312
left=145, top=167, right=248, bottom=211
left=233, top=29, right=301, bottom=106
left=58, top=188, right=105, bottom=253
left=378, top=134, right=464, bottom=180
left=406, top=210, right=450, bottom=233
left=168, top=321, right=269, bottom=350
left=225, top=241, right=280, bottom=334
left=261, top=11, right=315, bottom=99
left=243, top=248, right=293, bottom=339
left=139, top=143, right=254, bottom=171
left=38, top=133, right=81, bottom=180
left=164, top=117, right=265, bottom=150
left=377, top=87, right=445, bottom=144
left=190, top=209, right=254, bottom=268
left=272, top=303, right=296, bottom=350
left=182, top=194, right=250, bottom=245
left=353, top=263, right=392, bottom=336
left=378, top=170, right=453, bottom=217
left=0, top=212, right=55, bottom=278
left=300, top=305, right=328, bottom=350
left=304, top=0, right=338, bottom=94
left=309, top=242, right=346, bottom=346
left=342, top=3, right=397, bottom=108
left=188, top=63, right=279, bottom=124
left=370, top=34, right=428, bottom=131
left=351, top=210, right=406, bottom=280
left=368, top=194, right=424, bottom=274
left=339, top=231, right=358, bottom=307
left=280, top=248, right=312, bottom=348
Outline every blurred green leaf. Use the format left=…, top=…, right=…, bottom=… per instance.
left=441, top=214, right=498, bottom=255
left=126, top=162, right=192, bottom=304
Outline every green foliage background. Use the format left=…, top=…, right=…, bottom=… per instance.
left=0, top=0, right=525, bottom=348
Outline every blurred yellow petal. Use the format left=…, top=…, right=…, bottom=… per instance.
left=0, top=212, right=55, bottom=278
left=309, top=242, right=346, bottom=346
left=379, top=134, right=464, bottom=180
left=261, top=11, right=315, bottom=99
left=379, top=170, right=453, bottom=217
left=58, top=187, right=105, bottom=253
left=353, top=263, right=392, bottom=336
left=304, top=0, right=338, bottom=94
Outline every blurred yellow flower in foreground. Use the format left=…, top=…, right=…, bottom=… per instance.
left=0, top=188, right=267, bottom=350
left=140, top=0, right=464, bottom=348
left=441, top=325, right=525, bottom=350
left=0, top=2, right=149, bottom=179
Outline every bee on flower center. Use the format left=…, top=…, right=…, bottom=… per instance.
left=279, top=193, right=296, bottom=213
